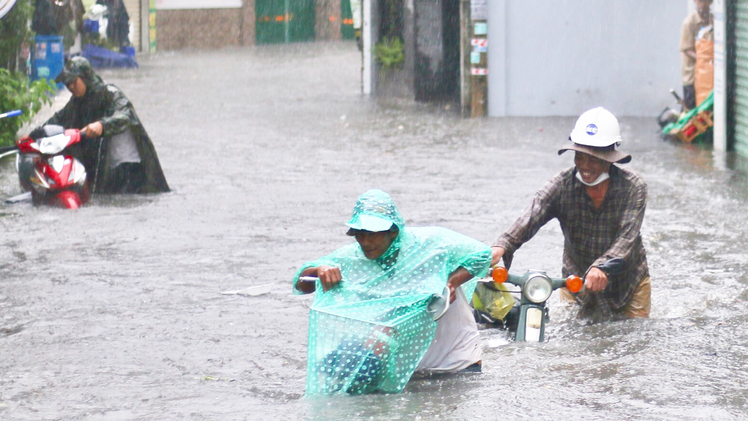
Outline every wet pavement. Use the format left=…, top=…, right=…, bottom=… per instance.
left=2, top=42, right=748, bottom=420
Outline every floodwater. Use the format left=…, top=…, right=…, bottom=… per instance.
left=2, top=42, right=748, bottom=421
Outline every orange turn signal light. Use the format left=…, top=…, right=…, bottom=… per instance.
left=492, top=266, right=508, bottom=283
left=566, top=275, right=584, bottom=293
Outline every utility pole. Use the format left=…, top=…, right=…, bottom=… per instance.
left=460, top=0, right=470, bottom=115
left=466, top=0, right=487, bottom=118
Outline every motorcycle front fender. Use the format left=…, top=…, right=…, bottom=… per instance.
left=515, top=303, right=547, bottom=342
left=47, top=190, right=84, bottom=209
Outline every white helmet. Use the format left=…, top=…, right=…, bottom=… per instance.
left=568, top=107, right=622, bottom=148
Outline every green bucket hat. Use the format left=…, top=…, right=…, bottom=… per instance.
left=345, top=189, right=405, bottom=234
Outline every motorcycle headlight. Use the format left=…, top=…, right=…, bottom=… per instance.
left=524, top=275, right=552, bottom=304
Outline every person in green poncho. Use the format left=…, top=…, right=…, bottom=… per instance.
left=293, top=189, right=491, bottom=394
left=30, top=56, right=169, bottom=194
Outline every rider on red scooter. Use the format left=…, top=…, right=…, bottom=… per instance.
left=29, top=56, right=169, bottom=194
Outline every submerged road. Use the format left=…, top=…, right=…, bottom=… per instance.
left=1, top=42, right=748, bottom=420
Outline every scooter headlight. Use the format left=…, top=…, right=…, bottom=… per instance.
left=524, top=275, right=553, bottom=304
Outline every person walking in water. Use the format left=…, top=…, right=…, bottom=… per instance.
left=491, top=108, right=650, bottom=319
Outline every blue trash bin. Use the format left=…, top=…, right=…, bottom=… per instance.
left=31, top=35, right=64, bottom=89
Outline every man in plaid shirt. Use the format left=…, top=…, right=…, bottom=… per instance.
left=491, top=108, right=650, bottom=318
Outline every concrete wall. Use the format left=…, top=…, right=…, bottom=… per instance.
left=373, top=0, right=458, bottom=101
left=241, top=2, right=256, bottom=47
left=414, top=0, right=445, bottom=100
left=155, top=2, right=255, bottom=50
left=370, top=0, right=417, bottom=99
left=316, top=0, right=342, bottom=41
left=488, top=0, right=689, bottom=117
left=155, top=0, right=345, bottom=50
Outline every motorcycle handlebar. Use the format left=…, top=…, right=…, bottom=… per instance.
left=298, top=276, right=317, bottom=284
left=489, top=266, right=585, bottom=293
left=0, top=110, right=21, bottom=120
left=298, top=275, right=450, bottom=321
left=0, top=144, right=18, bottom=155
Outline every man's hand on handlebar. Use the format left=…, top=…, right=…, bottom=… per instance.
left=491, top=246, right=505, bottom=266
left=317, top=265, right=342, bottom=292
left=82, top=121, right=103, bottom=138
left=297, top=266, right=342, bottom=294
left=585, top=267, right=608, bottom=292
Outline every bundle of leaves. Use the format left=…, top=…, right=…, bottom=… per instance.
left=374, top=37, right=404, bottom=70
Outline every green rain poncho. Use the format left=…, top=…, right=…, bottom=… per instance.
left=293, top=190, right=491, bottom=395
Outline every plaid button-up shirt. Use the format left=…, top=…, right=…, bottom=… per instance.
left=493, top=165, right=649, bottom=311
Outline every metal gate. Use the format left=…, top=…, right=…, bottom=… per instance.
left=735, top=0, right=748, bottom=157
left=341, top=0, right=355, bottom=40
left=255, top=0, right=316, bottom=45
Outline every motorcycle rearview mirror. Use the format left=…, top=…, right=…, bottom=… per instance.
left=426, top=285, right=450, bottom=321
left=669, top=88, right=690, bottom=112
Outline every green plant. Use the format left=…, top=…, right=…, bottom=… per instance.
left=0, top=69, right=54, bottom=146
left=374, top=37, right=404, bottom=70
left=0, top=0, right=55, bottom=146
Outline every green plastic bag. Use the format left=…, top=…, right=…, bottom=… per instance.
left=472, top=282, right=515, bottom=322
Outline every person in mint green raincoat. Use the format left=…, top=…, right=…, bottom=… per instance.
left=293, top=189, right=491, bottom=395
left=34, top=56, right=170, bottom=194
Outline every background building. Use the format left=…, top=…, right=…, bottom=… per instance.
left=361, top=1, right=691, bottom=119
left=119, top=0, right=355, bottom=51
left=485, top=1, right=687, bottom=118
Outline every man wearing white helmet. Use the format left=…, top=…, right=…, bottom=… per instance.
left=490, top=107, right=650, bottom=318
left=681, top=0, right=713, bottom=110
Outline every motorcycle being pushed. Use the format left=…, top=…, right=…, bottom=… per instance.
left=10, top=125, right=89, bottom=209
left=472, top=267, right=585, bottom=342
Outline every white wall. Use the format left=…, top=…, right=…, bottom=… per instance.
left=123, top=0, right=140, bottom=50
left=488, top=0, right=689, bottom=117
left=713, top=0, right=726, bottom=152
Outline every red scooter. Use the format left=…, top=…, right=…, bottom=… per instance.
left=2, top=125, right=90, bottom=209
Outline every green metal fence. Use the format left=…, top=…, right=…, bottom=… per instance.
left=256, top=0, right=316, bottom=45
left=735, top=0, right=748, bottom=157
left=341, top=0, right=355, bottom=40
